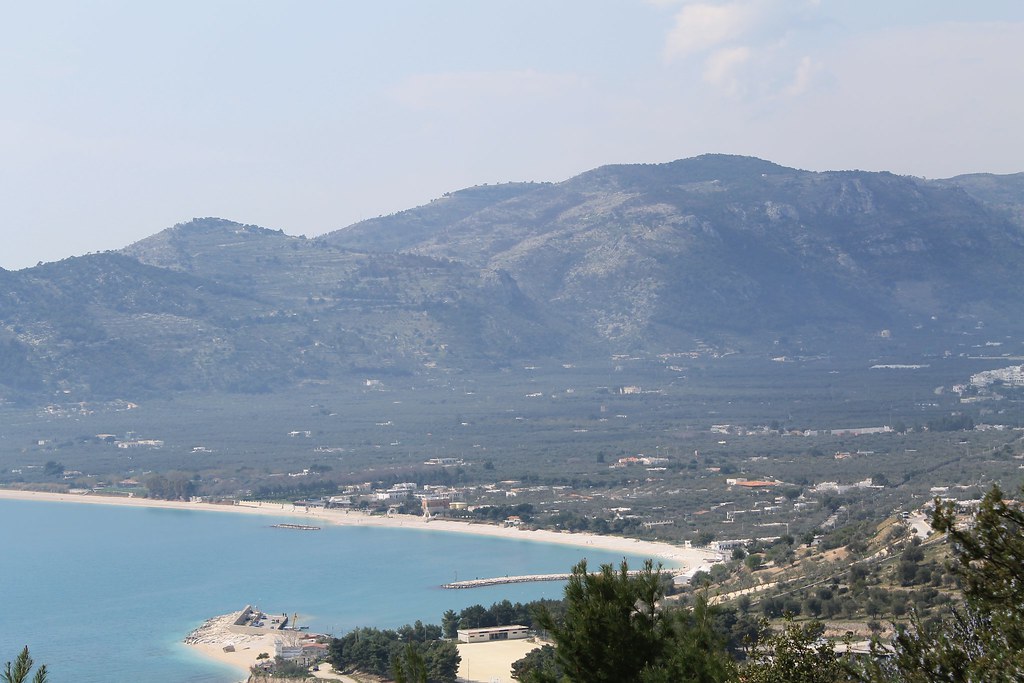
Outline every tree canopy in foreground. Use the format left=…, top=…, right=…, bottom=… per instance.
left=514, top=483, right=1024, bottom=683
left=2, top=647, right=47, bottom=683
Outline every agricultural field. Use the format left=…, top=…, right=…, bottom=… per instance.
left=3, top=346, right=1023, bottom=546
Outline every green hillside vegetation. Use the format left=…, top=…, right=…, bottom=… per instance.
left=683, top=511, right=958, bottom=637
left=506, top=485, right=1024, bottom=681
left=2, top=354, right=1022, bottom=547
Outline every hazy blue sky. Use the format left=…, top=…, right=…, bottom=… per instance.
left=3, top=1, right=1022, bottom=270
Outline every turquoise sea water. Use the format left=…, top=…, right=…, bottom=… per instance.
left=0, top=499, right=651, bottom=682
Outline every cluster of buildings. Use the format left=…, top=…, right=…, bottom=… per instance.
left=801, top=426, right=893, bottom=437
left=970, top=364, right=1024, bottom=388
left=611, top=455, right=670, bottom=468
left=711, top=424, right=893, bottom=437
left=271, top=635, right=328, bottom=667
left=293, top=481, right=469, bottom=517
left=115, top=439, right=164, bottom=449
left=811, top=479, right=879, bottom=494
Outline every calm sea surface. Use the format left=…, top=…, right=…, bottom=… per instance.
left=0, top=499, right=649, bottom=682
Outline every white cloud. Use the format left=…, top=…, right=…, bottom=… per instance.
left=783, top=55, right=821, bottom=96
left=708, top=20, right=1024, bottom=178
left=703, top=46, right=752, bottom=94
left=660, top=0, right=828, bottom=99
left=663, top=2, right=754, bottom=61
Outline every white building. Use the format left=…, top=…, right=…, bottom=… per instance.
left=457, top=625, right=530, bottom=643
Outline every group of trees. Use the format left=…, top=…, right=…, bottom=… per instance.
left=328, top=597, right=567, bottom=681
left=510, top=483, right=1024, bottom=682
left=144, top=472, right=196, bottom=500
left=517, top=560, right=735, bottom=682
left=925, top=414, right=976, bottom=432
left=442, top=598, right=565, bottom=635
left=867, top=484, right=1024, bottom=681
left=328, top=622, right=459, bottom=683
left=467, top=503, right=535, bottom=523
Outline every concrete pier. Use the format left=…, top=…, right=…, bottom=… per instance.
left=441, top=569, right=657, bottom=589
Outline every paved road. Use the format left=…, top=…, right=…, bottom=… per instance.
left=907, top=513, right=932, bottom=539
left=311, top=663, right=360, bottom=683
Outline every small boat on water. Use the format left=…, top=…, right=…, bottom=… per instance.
left=271, top=523, right=321, bottom=531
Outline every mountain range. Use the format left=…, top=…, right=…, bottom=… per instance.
left=2, top=154, right=1023, bottom=402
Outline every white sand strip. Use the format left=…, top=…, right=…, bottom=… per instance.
left=0, top=489, right=717, bottom=569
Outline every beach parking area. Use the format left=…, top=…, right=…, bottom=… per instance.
left=457, top=639, right=545, bottom=683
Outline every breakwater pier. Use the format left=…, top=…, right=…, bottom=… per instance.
left=442, top=569, right=661, bottom=589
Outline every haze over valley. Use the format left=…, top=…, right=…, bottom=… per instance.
left=5, top=3, right=1024, bottom=680
left=2, top=155, right=1023, bottom=551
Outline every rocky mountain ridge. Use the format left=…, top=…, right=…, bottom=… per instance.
left=2, top=155, right=1023, bottom=402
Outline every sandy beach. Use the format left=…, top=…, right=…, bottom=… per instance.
left=0, top=488, right=719, bottom=570
left=183, top=611, right=280, bottom=681
left=3, top=488, right=718, bottom=679
left=457, top=639, right=546, bottom=683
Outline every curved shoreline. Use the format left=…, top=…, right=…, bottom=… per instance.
left=0, top=489, right=719, bottom=571
left=3, top=488, right=719, bottom=681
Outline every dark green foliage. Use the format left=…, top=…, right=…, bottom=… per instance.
left=41, top=461, right=63, bottom=477
left=249, top=480, right=344, bottom=501
left=420, top=641, right=460, bottom=683
left=254, top=657, right=310, bottom=678
left=641, top=597, right=737, bottom=683
left=0, top=339, right=41, bottom=393
left=925, top=414, right=975, bottom=432
left=328, top=624, right=458, bottom=683
left=527, top=560, right=734, bottom=683
left=2, top=647, right=47, bottom=683
left=933, top=485, right=1024, bottom=628
left=441, top=610, right=459, bottom=639
left=470, top=503, right=535, bottom=523
left=457, top=604, right=494, bottom=629
left=760, top=598, right=785, bottom=619
left=330, top=628, right=393, bottom=676
left=393, top=642, right=427, bottom=683
left=455, top=598, right=562, bottom=631
left=511, top=644, right=562, bottom=681
left=740, top=619, right=851, bottom=683
left=530, top=560, right=666, bottom=682
left=145, top=472, right=196, bottom=500
left=863, top=484, right=1024, bottom=682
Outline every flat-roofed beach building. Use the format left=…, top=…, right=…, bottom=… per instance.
left=457, top=625, right=530, bottom=643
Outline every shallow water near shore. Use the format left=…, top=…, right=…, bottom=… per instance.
left=1, top=498, right=651, bottom=682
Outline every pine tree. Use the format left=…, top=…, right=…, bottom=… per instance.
left=531, top=560, right=665, bottom=682
left=865, top=484, right=1024, bottom=682
left=740, top=618, right=851, bottom=683
left=2, top=647, right=47, bottom=683
left=528, top=560, right=734, bottom=683
left=441, top=609, right=459, bottom=639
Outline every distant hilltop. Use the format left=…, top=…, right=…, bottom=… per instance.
left=3, top=154, right=1024, bottom=402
